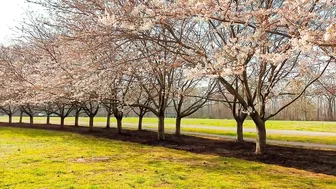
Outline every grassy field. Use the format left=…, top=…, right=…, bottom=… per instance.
left=1, top=127, right=335, bottom=189
left=1, top=116, right=336, bottom=145
left=2, top=116, right=336, bottom=133
left=119, top=117, right=336, bottom=133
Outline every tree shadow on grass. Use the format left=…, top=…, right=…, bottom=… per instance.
left=1, top=122, right=335, bottom=176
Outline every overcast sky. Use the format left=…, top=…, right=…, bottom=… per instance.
left=0, top=0, right=27, bottom=44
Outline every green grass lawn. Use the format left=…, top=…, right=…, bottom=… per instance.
left=1, top=116, right=336, bottom=145
left=0, top=127, right=335, bottom=188
left=3, top=116, right=336, bottom=133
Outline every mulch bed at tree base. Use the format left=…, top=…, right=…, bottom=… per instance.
left=1, top=122, right=335, bottom=176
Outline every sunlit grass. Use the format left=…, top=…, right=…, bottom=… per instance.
left=1, top=116, right=336, bottom=145
left=0, top=127, right=335, bottom=188
left=3, top=116, right=336, bottom=133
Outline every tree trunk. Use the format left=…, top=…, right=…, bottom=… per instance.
left=19, top=111, right=23, bottom=123
left=256, top=125, right=266, bottom=154
left=106, top=111, right=111, bottom=129
left=60, top=117, right=65, bottom=128
left=117, top=117, right=122, bottom=134
left=251, top=114, right=267, bottom=154
left=236, top=121, right=244, bottom=142
left=89, top=116, right=94, bottom=132
left=29, top=115, right=33, bottom=126
left=175, top=116, right=182, bottom=136
left=158, top=113, right=165, bottom=140
left=9, top=114, right=12, bottom=125
left=75, top=112, right=79, bottom=127
left=46, top=114, right=50, bottom=125
left=138, top=115, right=143, bottom=131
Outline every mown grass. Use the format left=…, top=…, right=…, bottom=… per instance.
left=0, top=127, right=335, bottom=188
left=3, top=116, right=336, bottom=133
left=123, top=117, right=336, bottom=133
left=2, top=116, right=336, bottom=145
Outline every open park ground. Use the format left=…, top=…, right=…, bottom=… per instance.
left=1, top=117, right=335, bottom=188
left=1, top=0, right=336, bottom=188
left=2, top=116, right=336, bottom=145
left=0, top=125, right=335, bottom=188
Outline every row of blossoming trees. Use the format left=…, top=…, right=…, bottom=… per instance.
left=0, top=0, right=335, bottom=154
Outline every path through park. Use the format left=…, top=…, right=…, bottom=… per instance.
left=119, top=123, right=336, bottom=150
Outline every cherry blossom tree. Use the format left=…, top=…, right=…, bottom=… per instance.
left=100, top=75, right=133, bottom=134
left=39, top=102, right=56, bottom=125
left=102, top=0, right=335, bottom=154
left=127, top=40, right=184, bottom=140
left=19, top=0, right=336, bottom=154
left=130, top=88, right=150, bottom=131
left=216, top=81, right=248, bottom=142
left=172, top=71, right=216, bottom=136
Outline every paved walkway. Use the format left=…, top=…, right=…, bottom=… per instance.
left=3, top=120, right=336, bottom=149
left=31, top=120, right=336, bottom=149
left=108, top=123, right=336, bottom=150
left=119, top=122, right=336, bottom=136
left=181, top=131, right=336, bottom=149
left=136, top=127, right=336, bottom=150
